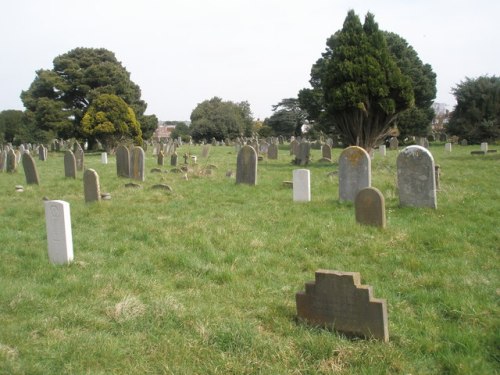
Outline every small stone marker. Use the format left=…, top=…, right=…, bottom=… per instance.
left=322, top=144, right=332, bottom=160
left=64, top=150, right=77, bottom=179
left=83, top=169, right=101, bottom=203
left=389, top=137, right=399, bottom=150
left=236, top=145, right=257, bottom=185
left=75, top=147, right=84, bottom=171
left=338, top=146, right=371, bottom=202
left=267, top=143, right=278, bottom=160
left=6, top=149, right=17, bottom=173
left=21, top=152, right=40, bottom=185
left=379, top=145, right=387, bottom=156
left=296, top=270, right=389, bottom=342
left=445, top=143, right=452, bottom=152
left=101, top=152, right=108, bottom=164
left=397, top=145, right=437, bottom=209
left=171, top=152, right=178, bottom=166
left=131, top=146, right=145, bottom=181
left=480, top=142, right=488, bottom=152
left=157, top=151, right=164, bottom=166
left=44, top=200, right=74, bottom=265
left=116, top=145, right=130, bottom=177
left=355, top=187, right=386, bottom=228
left=293, top=169, right=311, bottom=202
left=201, top=145, right=211, bottom=158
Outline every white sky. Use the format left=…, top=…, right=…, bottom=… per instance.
left=1, top=0, right=498, bottom=121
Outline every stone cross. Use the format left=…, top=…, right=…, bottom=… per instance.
left=236, top=145, right=257, bottom=185
left=296, top=270, right=389, bottom=342
left=293, top=169, right=311, bottom=202
left=44, top=200, right=74, bottom=265
left=338, top=146, right=371, bottom=202
left=397, top=145, right=437, bottom=209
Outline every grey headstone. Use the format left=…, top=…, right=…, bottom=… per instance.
left=0, top=149, right=7, bottom=172
left=64, top=150, right=77, bottom=179
left=6, top=149, right=17, bottom=173
left=83, top=169, right=101, bottom=203
left=267, top=144, right=278, bottom=160
left=170, top=152, right=178, bottom=167
left=131, top=146, right=145, bottom=181
left=38, top=145, right=47, bottom=161
left=338, top=146, right=371, bottom=202
left=397, top=145, right=437, bottom=209
left=322, top=144, right=332, bottom=160
left=355, top=187, right=386, bottom=228
left=75, top=147, right=84, bottom=171
left=290, top=139, right=299, bottom=156
left=296, top=270, right=389, bottom=342
left=296, top=141, right=311, bottom=166
left=21, top=153, right=40, bottom=185
left=236, top=145, right=257, bottom=185
left=157, top=151, right=164, bottom=166
left=389, top=137, right=399, bottom=150
left=116, top=145, right=130, bottom=178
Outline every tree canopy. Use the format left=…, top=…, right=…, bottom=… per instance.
left=299, top=11, right=421, bottom=150
left=264, top=98, right=307, bottom=136
left=21, top=47, right=150, bottom=142
left=446, top=76, right=500, bottom=143
left=81, top=94, right=142, bottom=150
left=189, top=97, right=253, bottom=141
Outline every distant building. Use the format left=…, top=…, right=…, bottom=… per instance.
left=153, top=121, right=176, bottom=139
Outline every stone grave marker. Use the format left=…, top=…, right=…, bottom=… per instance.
left=131, top=146, right=146, bottom=181
left=236, top=145, right=257, bottom=185
left=397, top=145, right=437, bottom=209
left=379, top=145, right=387, bottom=156
left=296, top=269, right=388, bottom=342
left=338, top=146, right=371, bottom=202
left=481, top=142, right=488, bottom=152
left=267, top=143, right=278, bottom=160
left=389, top=137, right=399, bottom=150
left=355, top=187, right=386, bottom=228
left=116, top=145, right=130, bottom=178
left=75, top=147, right=84, bottom=171
left=296, top=141, right=311, bottom=166
left=201, top=145, right=211, bottom=158
left=157, top=151, right=164, bottom=166
left=171, top=152, right=178, bottom=166
left=290, top=139, right=299, bottom=156
left=6, top=149, right=17, bottom=173
left=44, top=200, right=74, bottom=265
left=101, top=152, right=108, bottom=164
left=445, top=143, right=452, bottom=152
left=38, top=145, right=47, bottom=161
left=293, top=169, right=311, bottom=202
left=64, top=150, right=77, bottom=179
left=322, top=144, right=332, bottom=160
left=21, top=152, right=40, bottom=185
left=460, top=139, right=468, bottom=146
left=0, top=149, right=6, bottom=172
left=83, top=169, right=101, bottom=203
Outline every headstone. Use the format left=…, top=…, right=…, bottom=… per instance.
left=445, top=143, right=452, bottom=152
left=6, top=149, right=17, bottom=173
left=293, top=169, right=311, bottom=202
left=389, top=137, right=399, bottom=150
left=355, top=187, right=386, bottom=228
left=44, top=200, right=74, bottom=265
left=75, top=147, right=84, bottom=171
left=397, top=145, right=437, bottom=209
left=267, top=144, right=278, bottom=160
left=101, top=152, right=108, bottom=164
left=460, top=139, right=468, bottom=146
left=290, top=139, right=299, bottom=156
left=201, top=145, right=211, bottom=158
left=157, top=151, right=164, bottom=166
left=21, top=153, right=40, bottom=185
left=64, top=150, right=77, bottom=179
left=116, top=145, right=130, bottom=178
left=236, top=145, right=257, bottom=185
left=0, top=149, right=7, bottom=172
left=83, top=169, right=101, bottom=203
left=338, top=146, right=371, bottom=202
left=379, top=145, right=387, bottom=156
left=296, top=141, right=311, bottom=166
left=422, top=138, right=430, bottom=149
left=38, top=145, right=47, bottom=161
left=15, top=150, right=21, bottom=165
left=131, top=146, right=145, bottom=181
left=322, top=144, right=332, bottom=160
left=296, top=270, right=389, bottom=342
left=480, top=142, right=488, bottom=152
left=170, top=152, right=178, bottom=167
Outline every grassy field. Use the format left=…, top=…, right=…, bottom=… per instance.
left=0, top=143, right=498, bottom=374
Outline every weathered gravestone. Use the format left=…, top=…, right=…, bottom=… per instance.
left=101, top=152, right=108, bottom=164
left=21, top=152, right=40, bottom=185
left=116, top=145, right=130, bottom=177
left=64, top=150, right=77, bottom=179
left=296, top=270, right=389, bottom=342
left=397, top=145, right=437, bottom=209
left=157, top=151, right=164, bottom=166
left=321, top=144, right=332, bottom=160
left=445, top=143, right=452, bottom=152
left=6, top=149, right=17, bottom=173
left=0, top=149, right=7, bottom=172
left=293, top=169, right=311, bottom=202
left=170, top=152, right=178, bottom=167
left=379, top=145, right=387, bottom=156
left=481, top=142, right=488, bottom=152
left=460, top=139, right=468, bottom=146
left=44, top=200, right=74, bottom=265
left=75, top=147, right=84, bottom=171
left=267, top=143, right=278, bottom=160
left=389, top=137, right=399, bottom=150
left=355, top=187, right=386, bottom=228
left=290, top=139, right=300, bottom=156
left=38, top=145, right=47, bottom=161
left=338, top=146, right=371, bottom=202
left=83, top=169, right=101, bottom=203
left=131, top=146, right=146, bottom=181
left=296, top=141, right=311, bottom=166
left=201, top=145, right=211, bottom=158
left=236, top=145, right=257, bottom=185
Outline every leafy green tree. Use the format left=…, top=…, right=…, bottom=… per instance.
left=140, top=114, right=159, bottom=140
left=265, top=98, right=307, bottom=136
left=21, top=47, right=148, bottom=140
left=189, top=97, right=253, bottom=141
left=299, top=11, right=415, bottom=150
left=0, top=110, right=23, bottom=143
left=384, top=32, right=436, bottom=140
left=170, top=122, right=191, bottom=141
left=446, top=76, right=500, bottom=143
left=80, top=94, right=142, bottom=150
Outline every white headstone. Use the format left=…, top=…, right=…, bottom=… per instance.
left=445, top=143, right=452, bottom=152
left=44, top=200, right=74, bottom=265
left=480, top=142, right=488, bottom=152
left=293, top=169, right=311, bottom=202
left=101, top=152, right=108, bottom=164
left=379, top=145, right=386, bottom=156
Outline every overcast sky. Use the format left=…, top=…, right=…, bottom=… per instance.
left=1, top=0, right=498, bottom=121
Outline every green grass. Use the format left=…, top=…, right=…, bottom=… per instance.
left=1, top=143, right=499, bottom=374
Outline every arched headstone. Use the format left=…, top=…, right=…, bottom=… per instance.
left=338, top=146, right=371, bottom=202
left=355, top=187, right=386, bottom=228
left=236, top=145, right=257, bottom=185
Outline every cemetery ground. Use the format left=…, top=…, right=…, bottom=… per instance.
left=0, top=143, right=498, bottom=374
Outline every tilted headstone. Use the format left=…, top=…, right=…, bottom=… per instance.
left=75, top=147, right=84, bottom=171
left=293, top=169, right=311, bottom=202
left=267, top=143, right=278, bottom=160
left=116, top=145, right=130, bottom=178
left=101, top=152, right=108, bottom=164
left=296, top=270, right=389, bottom=342
left=131, top=146, right=146, bottom=181
left=397, top=145, right=437, bottom=209
left=236, top=145, right=257, bottom=185
left=355, top=187, right=386, bottom=228
left=21, top=153, right=40, bottom=185
left=6, top=149, right=17, bottom=173
left=83, top=169, right=101, bottom=203
left=338, top=146, right=371, bottom=202
left=64, top=150, right=77, bottom=179
left=322, top=144, right=332, bottom=160
left=44, top=200, right=74, bottom=265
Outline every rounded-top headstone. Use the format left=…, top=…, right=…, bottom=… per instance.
left=355, top=187, right=386, bottom=228
left=236, top=145, right=257, bottom=185
left=338, top=146, right=371, bottom=202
